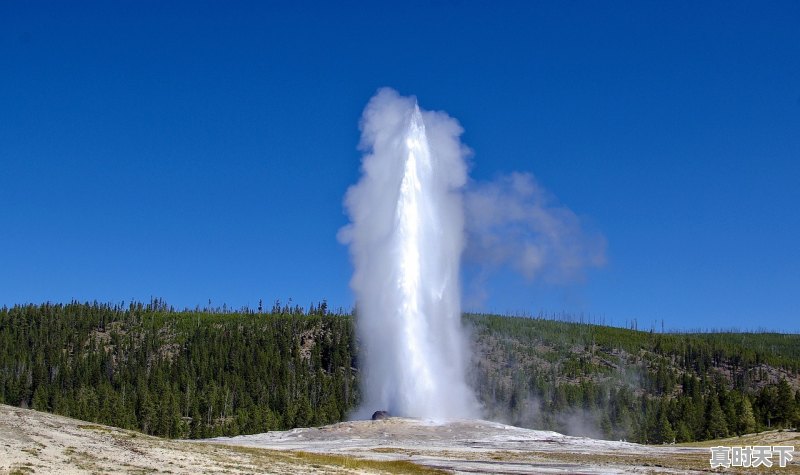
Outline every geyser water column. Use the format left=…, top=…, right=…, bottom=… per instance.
left=339, top=89, right=478, bottom=419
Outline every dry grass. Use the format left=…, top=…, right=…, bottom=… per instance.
left=524, top=449, right=708, bottom=472
left=670, top=430, right=800, bottom=474
left=678, top=429, right=800, bottom=448
left=8, top=466, right=35, bottom=475
left=291, top=450, right=447, bottom=474
left=224, top=445, right=446, bottom=474
left=485, top=448, right=796, bottom=474
left=77, top=423, right=113, bottom=432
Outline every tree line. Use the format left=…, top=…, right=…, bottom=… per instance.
left=1, top=302, right=798, bottom=443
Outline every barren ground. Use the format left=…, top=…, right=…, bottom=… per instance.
left=2, top=404, right=798, bottom=474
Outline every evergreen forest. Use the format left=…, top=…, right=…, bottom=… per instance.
left=1, top=301, right=798, bottom=444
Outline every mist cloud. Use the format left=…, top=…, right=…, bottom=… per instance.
left=464, top=172, right=606, bottom=286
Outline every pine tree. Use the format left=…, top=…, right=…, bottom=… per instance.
left=600, top=412, right=612, bottom=439
left=706, top=395, right=729, bottom=439
left=655, top=410, right=675, bottom=444
left=674, top=420, right=693, bottom=442
left=775, top=378, right=795, bottom=427
left=795, top=390, right=800, bottom=428
left=739, top=397, right=756, bottom=434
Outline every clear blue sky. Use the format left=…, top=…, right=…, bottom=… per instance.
left=2, top=2, right=798, bottom=330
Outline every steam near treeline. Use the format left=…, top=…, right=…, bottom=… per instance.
left=338, top=89, right=605, bottom=419
left=1, top=301, right=798, bottom=442
left=339, top=89, right=477, bottom=419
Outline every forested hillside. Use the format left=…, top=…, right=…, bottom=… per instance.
left=1, top=301, right=798, bottom=443
left=469, top=313, right=800, bottom=443
left=0, top=300, right=357, bottom=438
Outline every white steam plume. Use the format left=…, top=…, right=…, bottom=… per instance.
left=464, top=172, right=606, bottom=301
left=339, top=88, right=479, bottom=419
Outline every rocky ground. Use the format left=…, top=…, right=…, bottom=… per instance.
left=0, top=405, right=424, bottom=474
left=2, top=404, right=798, bottom=474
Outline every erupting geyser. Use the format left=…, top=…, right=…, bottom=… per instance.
left=339, top=88, right=478, bottom=419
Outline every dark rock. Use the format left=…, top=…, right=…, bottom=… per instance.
left=371, top=410, right=390, bottom=420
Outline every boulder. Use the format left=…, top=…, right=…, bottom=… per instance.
left=371, top=410, right=390, bottom=420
